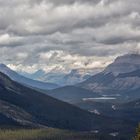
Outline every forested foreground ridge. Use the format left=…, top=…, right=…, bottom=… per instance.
left=133, top=124, right=140, bottom=140
left=0, top=128, right=134, bottom=140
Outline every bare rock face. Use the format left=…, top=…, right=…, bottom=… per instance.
left=78, top=54, right=140, bottom=95
left=104, top=54, right=140, bottom=76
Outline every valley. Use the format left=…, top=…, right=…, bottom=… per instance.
left=0, top=0, right=140, bottom=139
left=0, top=54, right=140, bottom=139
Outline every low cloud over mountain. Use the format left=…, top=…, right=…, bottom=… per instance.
left=0, top=0, right=140, bottom=73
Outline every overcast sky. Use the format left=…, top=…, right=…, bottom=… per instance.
left=0, top=0, right=140, bottom=73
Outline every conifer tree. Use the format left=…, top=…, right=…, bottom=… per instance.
left=133, top=124, right=140, bottom=140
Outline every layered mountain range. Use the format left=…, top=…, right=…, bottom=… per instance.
left=0, top=53, right=140, bottom=138
left=0, top=71, right=100, bottom=130
left=0, top=70, right=133, bottom=136
left=0, top=64, right=58, bottom=90
left=78, top=54, right=140, bottom=101
left=44, top=54, right=140, bottom=137
left=21, top=69, right=94, bottom=86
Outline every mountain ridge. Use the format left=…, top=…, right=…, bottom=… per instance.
left=0, top=71, right=103, bottom=131
left=78, top=54, right=140, bottom=97
left=20, top=68, right=95, bottom=86
left=104, top=54, right=140, bottom=76
left=0, top=64, right=58, bottom=90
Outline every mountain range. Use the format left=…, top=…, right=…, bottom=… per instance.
left=44, top=54, right=140, bottom=105
left=21, top=69, right=94, bottom=86
left=0, top=64, right=58, bottom=90
left=1, top=53, right=140, bottom=138
left=0, top=70, right=133, bottom=136
left=43, top=54, right=140, bottom=137
left=0, top=71, right=100, bottom=130
left=78, top=54, right=140, bottom=101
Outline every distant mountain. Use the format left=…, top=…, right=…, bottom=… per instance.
left=22, top=69, right=93, bottom=86
left=0, top=64, right=58, bottom=90
left=78, top=54, right=140, bottom=102
left=0, top=72, right=136, bottom=136
left=104, top=54, right=140, bottom=76
left=21, top=69, right=46, bottom=80
left=60, top=69, right=91, bottom=85
left=0, top=71, right=104, bottom=131
left=42, top=54, right=140, bottom=119
left=33, top=71, right=66, bottom=85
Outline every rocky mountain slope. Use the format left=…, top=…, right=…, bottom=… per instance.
left=0, top=71, right=108, bottom=131
left=77, top=54, right=140, bottom=102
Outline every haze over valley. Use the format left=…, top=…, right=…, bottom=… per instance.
left=0, top=0, right=140, bottom=139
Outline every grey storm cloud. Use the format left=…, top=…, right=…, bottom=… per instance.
left=0, top=0, right=140, bottom=73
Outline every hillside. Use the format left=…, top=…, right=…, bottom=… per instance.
left=48, top=86, right=100, bottom=104
left=0, top=71, right=104, bottom=131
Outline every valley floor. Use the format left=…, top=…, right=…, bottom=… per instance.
left=0, top=128, right=129, bottom=140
